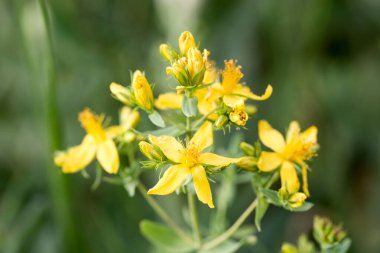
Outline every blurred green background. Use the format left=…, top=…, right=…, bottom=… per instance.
left=1, top=0, right=380, bottom=252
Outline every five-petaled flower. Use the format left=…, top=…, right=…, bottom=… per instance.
left=257, top=120, right=318, bottom=204
left=146, top=121, right=241, bottom=208
left=54, top=108, right=137, bottom=174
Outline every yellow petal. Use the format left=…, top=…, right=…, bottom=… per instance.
left=280, top=161, right=300, bottom=194
left=120, top=106, right=140, bottom=129
left=244, top=84, right=273, bottom=101
left=286, top=121, right=300, bottom=144
left=96, top=139, right=119, bottom=174
left=105, top=126, right=125, bottom=139
left=258, top=120, right=286, bottom=152
left=149, top=135, right=184, bottom=163
left=191, top=165, right=214, bottom=208
left=257, top=151, right=283, bottom=172
left=223, top=95, right=245, bottom=108
left=189, top=121, right=213, bottom=152
left=198, top=153, right=240, bottom=167
left=57, top=135, right=97, bottom=173
left=301, top=163, right=310, bottom=197
left=148, top=164, right=190, bottom=195
left=300, top=126, right=318, bottom=144
left=155, top=92, right=183, bottom=110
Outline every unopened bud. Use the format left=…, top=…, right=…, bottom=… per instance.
left=281, top=243, right=298, bottom=253
left=170, top=57, right=189, bottom=86
left=160, top=44, right=178, bottom=63
left=139, top=141, right=162, bottom=160
left=245, top=105, right=257, bottom=115
left=110, top=82, right=134, bottom=106
left=178, top=31, right=196, bottom=55
left=236, top=156, right=257, bottom=171
left=132, top=71, right=154, bottom=112
left=288, top=192, right=307, bottom=208
left=187, top=48, right=206, bottom=86
left=240, top=142, right=255, bottom=156
left=214, top=115, right=229, bottom=128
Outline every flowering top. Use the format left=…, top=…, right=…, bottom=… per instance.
left=145, top=121, right=241, bottom=208
left=257, top=120, right=318, bottom=206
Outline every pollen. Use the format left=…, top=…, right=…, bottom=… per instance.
left=182, top=146, right=200, bottom=168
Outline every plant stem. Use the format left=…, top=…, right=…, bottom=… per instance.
left=187, top=190, right=201, bottom=246
left=201, top=199, right=258, bottom=250
left=201, top=172, right=279, bottom=251
left=137, top=181, right=193, bottom=245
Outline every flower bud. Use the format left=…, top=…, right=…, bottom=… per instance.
left=288, top=192, right=307, bottom=208
left=110, top=82, right=134, bottom=106
left=139, top=141, right=162, bottom=160
left=214, top=115, right=229, bottom=128
left=160, top=44, right=178, bottom=63
left=236, top=156, right=257, bottom=171
left=178, top=31, right=196, bottom=55
left=229, top=108, right=248, bottom=126
left=131, top=71, right=154, bottom=112
left=120, top=106, right=140, bottom=129
left=313, top=216, right=347, bottom=246
left=245, top=105, right=257, bottom=115
left=281, top=243, right=298, bottom=253
left=240, top=142, right=255, bottom=156
left=187, top=48, right=205, bottom=86
left=169, top=57, right=189, bottom=86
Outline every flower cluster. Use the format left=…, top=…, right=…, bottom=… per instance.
left=52, top=30, right=334, bottom=253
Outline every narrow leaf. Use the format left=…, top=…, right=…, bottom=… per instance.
left=182, top=96, right=198, bottom=117
left=255, top=195, right=269, bottom=231
left=140, top=220, right=194, bottom=253
left=149, top=110, right=166, bottom=127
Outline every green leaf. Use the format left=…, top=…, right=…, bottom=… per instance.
left=287, top=202, right=314, bottom=212
left=260, top=188, right=282, bottom=206
left=199, top=240, right=245, bottom=253
left=255, top=195, right=269, bottom=231
left=140, top=220, right=194, bottom=253
left=149, top=110, right=166, bottom=127
left=182, top=96, right=198, bottom=117
left=322, top=239, right=351, bottom=253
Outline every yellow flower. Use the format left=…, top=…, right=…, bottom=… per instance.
left=229, top=100, right=248, bottom=126
left=132, top=70, right=154, bottom=111
left=257, top=120, right=318, bottom=196
left=159, top=44, right=178, bottom=63
left=203, top=60, right=219, bottom=84
left=178, top=31, right=196, bottom=55
left=214, top=60, right=273, bottom=107
left=54, top=108, right=119, bottom=174
left=281, top=243, right=299, bottom=253
left=147, top=121, right=240, bottom=208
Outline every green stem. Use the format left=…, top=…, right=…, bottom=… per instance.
left=187, top=190, right=201, bottom=246
left=201, top=172, right=279, bottom=251
left=137, top=181, right=193, bottom=245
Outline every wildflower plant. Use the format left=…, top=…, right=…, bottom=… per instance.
left=54, top=31, right=351, bottom=252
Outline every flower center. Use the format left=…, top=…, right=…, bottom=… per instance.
left=182, top=146, right=200, bottom=168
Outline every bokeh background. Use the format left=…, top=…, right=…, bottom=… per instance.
left=1, top=0, right=380, bottom=252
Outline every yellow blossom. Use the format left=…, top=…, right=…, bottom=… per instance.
left=186, top=48, right=206, bottom=86
left=257, top=120, right=318, bottom=196
left=229, top=100, right=248, bottom=126
left=132, top=70, right=154, bottom=111
left=214, top=60, right=273, bottom=107
left=178, top=31, right=196, bottom=55
left=54, top=108, right=120, bottom=174
left=147, top=121, right=241, bottom=208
